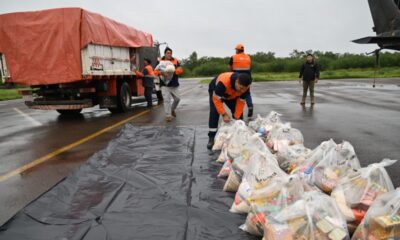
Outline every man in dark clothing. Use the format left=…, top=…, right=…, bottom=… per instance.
left=299, top=54, right=320, bottom=105
left=135, top=58, right=155, bottom=108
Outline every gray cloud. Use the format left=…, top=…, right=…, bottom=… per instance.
left=0, top=0, right=379, bottom=58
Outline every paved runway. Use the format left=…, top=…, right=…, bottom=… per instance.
left=0, top=77, right=399, bottom=225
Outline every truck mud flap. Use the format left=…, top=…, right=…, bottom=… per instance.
left=25, top=99, right=93, bottom=110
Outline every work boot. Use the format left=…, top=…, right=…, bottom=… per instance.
left=147, top=102, right=153, bottom=109
left=247, top=107, right=253, bottom=118
left=207, top=137, right=214, bottom=150
left=171, top=110, right=176, bottom=117
left=300, top=97, right=306, bottom=105
left=165, top=116, right=173, bottom=122
left=311, top=97, right=315, bottom=105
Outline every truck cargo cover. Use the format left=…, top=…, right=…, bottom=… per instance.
left=0, top=125, right=257, bottom=240
left=0, top=8, right=153, bottom=86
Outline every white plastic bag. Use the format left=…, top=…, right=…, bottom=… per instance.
left=248, top=111, right=282, bottom=134
left=226, top=120, right=254, bottom=159
left=311, top=141, right=361, bottom=194
left=223, top=134, right=268, bottom=192
left=240, top=175, right=305, bottom=236
left=352, top=188, right=400, bottom=240
left=276, top=144, right=311, bottom=173
left=290, top=139, right=337, bottom=178
left=230, top=150, right=285, bottom=214
left=155, top=60, right=175, bottom=85
left=332, top=159, right=396, bottom=225
left=212, top=122, right=234, bottom=151
left=266, top=123, right=304, bottom=153
left=264, top=191, right=350, bottom=240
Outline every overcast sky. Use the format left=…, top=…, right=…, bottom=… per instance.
left=0, top=0, right=380, bottom=59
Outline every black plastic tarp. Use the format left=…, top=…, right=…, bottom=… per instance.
left=0, top=125, right=258, bottom=240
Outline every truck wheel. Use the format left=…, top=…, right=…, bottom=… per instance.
left=108, top=82, right=132, bottom=113
left=57, top=109, right=82, bottom=115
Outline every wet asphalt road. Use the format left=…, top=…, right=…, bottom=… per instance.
left=0, top=77, right=399, bottom=226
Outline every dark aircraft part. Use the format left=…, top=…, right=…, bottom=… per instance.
left=352, top=35, right=400, bottom=50
left=366, top=49, right=382, bottom=88
left=353, top=0, right=400, bottom=50
left=353, top=36, right=400, bottom=44
left=368, top=0, right=400, bottom=34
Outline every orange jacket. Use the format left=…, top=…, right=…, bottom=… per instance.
left=230, top=53, right=251, bottom=71
left=135, top=65, right=155, bottom=78
left=212, top=72, right=250, bottom=119
left=135, top=65, right=155, bottom=87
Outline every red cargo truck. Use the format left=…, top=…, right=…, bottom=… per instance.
left=0, top=8, right=159, bottom=114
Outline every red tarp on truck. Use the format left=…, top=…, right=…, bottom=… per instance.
left=0, top=8, right=153, bottom=86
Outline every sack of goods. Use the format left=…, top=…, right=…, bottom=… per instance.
left=212, top=122, right=235, bottom=151
left=290, top=139, right=337, bottom=179
left=226, top=120, right=254, bottom=160
left=155, top=60, right=175, bottom=85
left=263, top=191, right=350, bottom=240
left=209, top=110, right=398, bottom=239
left=230, top=150, right=285, bottom=214
left=224, top=133, right=269, bottom=192
left=331, top=159, right=396, bottom=232
left=266, top=123, right=304, bottom=153
left=311, top=141, right=361, bottom=194
left=276, top=144, right=311, bottom=173
left=218, top=121, right=254, bottom=178
left=249, top=111, right=282, bottom=137
left=352, top=188, right=400, bottom=240
left=241, top=175, right=305, bottom=236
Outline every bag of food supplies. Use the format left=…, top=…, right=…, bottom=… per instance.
left=223, top=133, right=269, bottom=192
left=226, top=120, right=254, bottom=159
left=216, top=145, right=230, bottom=163
left=352, top=188, right=400, bottom=240
left=218, top=121, right=253, bottom=177
left=230, top=150, right=285, bottom=214
left=240, top=175, right=305, bottom=236
left=249, top=111, right=282, bottom=134
left=332, top=159, right=396, bottom=225
left=264, top=191, right=350, bottom=240
left=266, top=123, right=304, bottom=153
left=155, top=60, right=175, bottom=85
left=212, top=122, right=235, bottom=151
left=290, top=139, right=337, bottom=178
left=311, top=141, right=361, bottom=194
left=276, top=144, right=311, bottom=173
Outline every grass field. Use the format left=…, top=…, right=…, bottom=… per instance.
left=0, top=88, right=23, bottom=101
left=199, top=67, right=400, bottom=83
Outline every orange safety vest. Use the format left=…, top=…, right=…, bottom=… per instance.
left=212, top=72, right=249, bottom=119
left=135, top=65, right=155, bottom=78
left=143, top=65, right=155, bottom=77
left=231, top=53, right=251, bottom=71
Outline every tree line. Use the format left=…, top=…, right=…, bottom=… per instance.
left=180, top=50, right=400, bottom=77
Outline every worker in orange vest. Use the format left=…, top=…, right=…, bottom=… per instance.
left=135, top=58, right=155, bottom=108
left=207, top=72, right=252, bottom=149
left=155, top=47, right=184, bottom=122
left=229, top=44, right=254, bottom=118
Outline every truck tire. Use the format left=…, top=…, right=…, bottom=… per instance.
left=57, top=109, right=82, bottom=115
left=108, top=82, right=132, bottom=113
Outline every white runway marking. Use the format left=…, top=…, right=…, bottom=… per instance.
left=13, top=107, right=42, bottom=126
